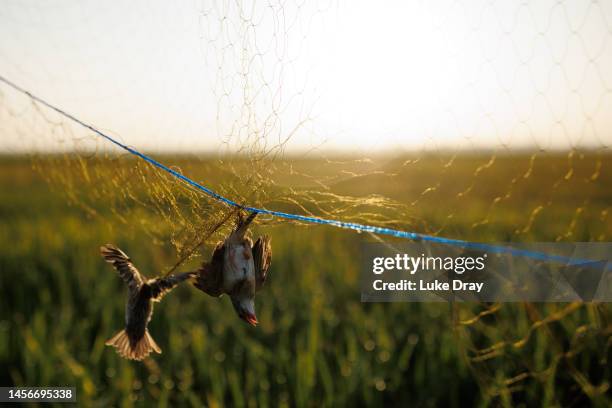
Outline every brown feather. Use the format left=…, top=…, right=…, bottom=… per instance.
left=149, top=272, right=195, bottom=302
left=193, top=241, right=225, bottom=296
left=105, top=329, right=161, bottom=361
left=100, top=244, right=144, bottom=293
left=235, top=212, right=257, bottom=237
left=252, top=235, right=272, bottom=290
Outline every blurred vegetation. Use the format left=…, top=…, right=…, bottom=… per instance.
left=0, top=153, right=610, bottom=407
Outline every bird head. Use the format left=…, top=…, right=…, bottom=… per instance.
left=231, top=297, right=258, bottom=326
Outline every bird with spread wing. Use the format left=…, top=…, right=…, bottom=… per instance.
left=101, top=244, right=195, bottom=360
left=193, top=211, right=272, bottom=326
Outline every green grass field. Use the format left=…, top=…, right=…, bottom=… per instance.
left=0, top=152, right=610, bottom=407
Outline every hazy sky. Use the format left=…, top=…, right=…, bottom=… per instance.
left=1, top=0, right=611, bottom=153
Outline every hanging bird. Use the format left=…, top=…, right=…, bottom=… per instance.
left=193, top=211, right=272, bottom=326
left=101, top=244, right=195, bottom=361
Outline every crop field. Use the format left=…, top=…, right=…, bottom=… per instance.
left=0, top=152, right=610, bottom=407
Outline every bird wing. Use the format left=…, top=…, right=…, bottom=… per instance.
left=100, top=244, right=144, bottom=294
left=193, top=241, right=225, bottom=297
left=252, top=235, right=272, bottom=290
left=149, top=272, right=195, bottom=302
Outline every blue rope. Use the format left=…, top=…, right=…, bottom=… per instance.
left=0, top=75, right=606, bottom=268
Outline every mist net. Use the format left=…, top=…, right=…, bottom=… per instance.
left=0, top=1, right=610, bottom=404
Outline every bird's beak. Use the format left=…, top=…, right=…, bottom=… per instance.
left=242, top=312, right=258, bottom=326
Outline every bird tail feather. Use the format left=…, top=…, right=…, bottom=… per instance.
left=105, top=329, right=161, bottom=361
left=236, top=211, right=257, bottom=237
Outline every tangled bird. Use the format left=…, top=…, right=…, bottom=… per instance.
left=101, top=244, right=195, bottom=360
left=102, top=211, right=272, bottom=361
left=192, top=211, right=272, bottom=326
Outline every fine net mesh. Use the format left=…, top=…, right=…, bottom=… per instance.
left=0, top=0, right=610, bottom=405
